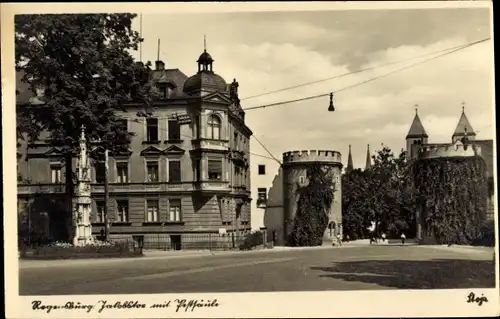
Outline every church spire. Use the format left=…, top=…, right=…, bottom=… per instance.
left=452, top=101, right=476, bottom=143
left=365, top=144, right=372, bottom=170
left=406, top=105, right=428, bottom=139
left=346, top=144, right=354, bottom=173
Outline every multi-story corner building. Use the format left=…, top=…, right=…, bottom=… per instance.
left=17, top=48, right=253, bottom=248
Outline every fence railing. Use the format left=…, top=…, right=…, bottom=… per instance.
left=108, top=232, right=270, bottom=251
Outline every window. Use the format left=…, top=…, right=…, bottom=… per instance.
left=257, top=188, right=267, bottom=208
left=168, top=160, right=181, bottom=183
left=169, top=199, right=182, bottom=222
left=147, top=161, right=159, bottom=182
left=146, top=200, right=159, bottom=222
left=116, top=200, right=129, bottom=222
left=208, top=159, right=222, bottom=180
left=95, top=162, right=105, bottom=183
left=235, top=166, right=241, bottom=182
left=258, top=165, right=266, bottom=175
left=234, top=132, right=238, bottom=150
left=95, top=201, right=105, bottom=223
left=117, top=119, right=128, bottom=133
left=168, top=119, right=181, bottom=141
left=208, top=115, right=221, bottom=140
left=299, top=176, right=306, bottom=185
left=116, top=162, right=128, bottom=183
left=195, top=159, right=201, bottom=181
left=158, top=83, right=167, bottom=99
left=146, top=118, right=159, bottom=142
left=51, top=165, right=62, bottom=183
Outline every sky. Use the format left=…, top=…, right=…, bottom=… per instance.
left=130, top=8, right=493, bottom=169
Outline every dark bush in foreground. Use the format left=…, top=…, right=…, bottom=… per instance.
left=239, top=231, right=264, bottom=250
left=20, top=241, right=143, bottom=260
left=472, top=220, right=496, bottom=247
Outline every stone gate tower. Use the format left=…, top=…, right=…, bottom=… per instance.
left=282, top=150, right=343, bottom=244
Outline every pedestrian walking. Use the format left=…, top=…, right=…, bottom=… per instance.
left=381, top=232, right=386, bottom=242
left=401, top=232, right=406, bottom=245
left=336, top=234, right=342, bottom=247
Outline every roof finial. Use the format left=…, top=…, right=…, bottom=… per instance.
left=461, top=101, right=465, bottom=114
left=415, top=104, right=419, bottom=115
left=204, top=34, right=207, bottom=52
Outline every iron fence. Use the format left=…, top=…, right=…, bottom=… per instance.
left=109, top=232, right=267, bottom=251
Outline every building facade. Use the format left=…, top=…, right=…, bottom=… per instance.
left=249, top=155, right=283, bottom=231
left=17, top=49, right=253, bottom=248
left=405, top=108, right=495, bottom=242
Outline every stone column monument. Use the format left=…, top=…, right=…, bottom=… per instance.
left=72, top=125, right=95, bottom=246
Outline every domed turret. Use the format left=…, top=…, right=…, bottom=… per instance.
left=183, top=36, right=228, bottom=94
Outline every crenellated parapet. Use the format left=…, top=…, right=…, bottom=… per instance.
left=282, top=149, right=342, bottom=166
left=418, top=143, right=482, bottom=160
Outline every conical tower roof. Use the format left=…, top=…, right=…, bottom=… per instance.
left=406, top=109, right=428, bottom=139
left=365, top=144, right=372, bottom=170
left=452, top=106, right=476, bottom=137
left=346, top=145, right=354, bottom=173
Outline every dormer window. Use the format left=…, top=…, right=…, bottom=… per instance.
left=157, top=83, right=169, bottom=99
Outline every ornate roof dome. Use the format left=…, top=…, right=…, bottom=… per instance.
left=183, top=71, right=228, bottom=93
left=183, top=48, right=227, bottom=94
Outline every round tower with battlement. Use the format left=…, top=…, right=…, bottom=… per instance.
left=282, top=150, right=343, bottom=244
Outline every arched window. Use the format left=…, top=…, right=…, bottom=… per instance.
left=207, top=115, right=221, bottom=140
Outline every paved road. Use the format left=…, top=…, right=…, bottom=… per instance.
left=19, top=245, right=495, bottom=295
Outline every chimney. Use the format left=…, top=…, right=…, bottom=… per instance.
left=155, top=60, right=165, bottom=71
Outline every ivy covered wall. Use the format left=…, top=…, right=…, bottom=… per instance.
left=413, top=156, right=488, bottom=245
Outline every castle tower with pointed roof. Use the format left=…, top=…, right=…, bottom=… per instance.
left=452, top=103, right=476, bottom=144
left=406, top=106, right=429, bottom=160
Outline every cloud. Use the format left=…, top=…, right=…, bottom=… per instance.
left=131, top=9, right=493, bottom=170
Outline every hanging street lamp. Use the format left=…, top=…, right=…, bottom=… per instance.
left=328, top=92, right=335, bottom=112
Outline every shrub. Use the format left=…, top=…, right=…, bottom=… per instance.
left=22, top=239, right=142, bottom=260
left=472, top=220, right=496, bottom=247
left=239, top=231, right=263, bottom=250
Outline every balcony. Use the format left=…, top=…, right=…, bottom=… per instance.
left=230, top=150, right=247, bottom=165
left=18, top=183, right=66, bottom=195
left=232, top=186, right=250, bottom=196
left=191, top=138, right=229, bottom=153
left=194, top=180, right=231, bottom=193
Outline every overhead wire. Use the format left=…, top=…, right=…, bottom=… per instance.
left=243, top=37, right=491, bottom=111
left=240, top=39, right=491, bottom=101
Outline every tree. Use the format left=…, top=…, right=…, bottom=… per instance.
left=15, top=14, right=158, bottom=241
left=341, top=169, right=372, bottom=239
left=370, top=147, right=415, bottom=237
left=287, top=164, right=336, bottom=247
left=342, top=147, right=416, bottom=240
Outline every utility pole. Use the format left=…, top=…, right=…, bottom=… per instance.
left=139, top=13, right=143, bottom=62
left=104, top=149, right=110, bottom=241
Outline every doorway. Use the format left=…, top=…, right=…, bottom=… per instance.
left=170, top=235, right=182, bottom=251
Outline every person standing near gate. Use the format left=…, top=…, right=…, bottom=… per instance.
left=401, top=232, right=406, bottom=245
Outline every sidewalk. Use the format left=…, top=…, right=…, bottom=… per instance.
left=417, top=244, right=495, bottom=254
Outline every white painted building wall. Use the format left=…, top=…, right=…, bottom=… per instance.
left=249, top=146, right=282, bottom=231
